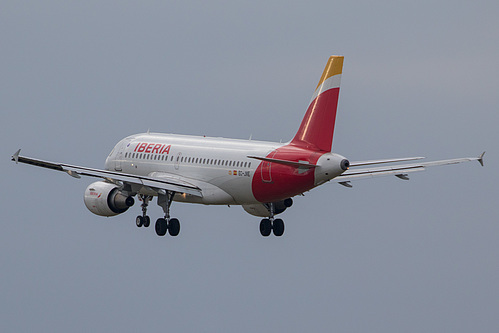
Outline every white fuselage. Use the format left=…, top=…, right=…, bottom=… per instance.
left=105, top=133, right=285, bottom=205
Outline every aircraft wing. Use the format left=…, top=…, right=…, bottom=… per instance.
left=335, top=152, right=485, bottom=187
left=11, top=149, right=203, bottom=197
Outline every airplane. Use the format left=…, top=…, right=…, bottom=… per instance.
left=11, top=56, right=485, bottom=237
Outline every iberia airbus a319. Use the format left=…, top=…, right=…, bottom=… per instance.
left=12, top=56, right=485, bottom=237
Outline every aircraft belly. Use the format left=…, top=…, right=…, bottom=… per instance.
left=216, top=175, right=256, bottom=204
left=194, top=172, right=255, bottom=205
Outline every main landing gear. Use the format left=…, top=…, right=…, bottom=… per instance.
left=135, top=192, right=181, bottom=237
left=155, top=191, right=180, bottom=237
left=259, top=203, right=285, bottom=237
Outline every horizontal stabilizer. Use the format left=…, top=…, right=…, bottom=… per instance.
left=247, top=155, right=318, bottom=169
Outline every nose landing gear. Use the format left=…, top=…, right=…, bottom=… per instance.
left=136, top=195, right=152, bottom=228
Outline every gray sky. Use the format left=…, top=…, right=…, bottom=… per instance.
left=1, top=1, right=498, bottom=332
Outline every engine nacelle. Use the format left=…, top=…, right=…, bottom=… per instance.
left=242, top=198, right=293, bottom=217
left=84, top=181, right=135, bottom=217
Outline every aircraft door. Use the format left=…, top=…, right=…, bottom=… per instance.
left=174, top=152, right=182, bottom=170
left=114, top=140, right=129, bottom=171
left=261, top=150, right=277, bottom=183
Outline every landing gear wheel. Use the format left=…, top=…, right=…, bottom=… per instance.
left=136, top=216, right=144, bottom=227
left=155, top=218, right=167, bottom=236
left=169, top=218, right=180, bottom=236
left=260, top=219, right=272, bottom=237
left=143, top=216, right=151, bottom=228
left=272, top=219, right=285, bottom=237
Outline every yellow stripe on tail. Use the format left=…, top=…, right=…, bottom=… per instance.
left=315, top=56, right=344, bottom=90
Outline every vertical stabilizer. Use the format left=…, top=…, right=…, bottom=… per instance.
left=291, top=56, right=343, bottom=151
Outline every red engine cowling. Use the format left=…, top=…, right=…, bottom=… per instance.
left=84, top=181, right=134, bottom=217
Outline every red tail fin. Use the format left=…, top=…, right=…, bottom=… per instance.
left=291, top=56, right=344, bottom=152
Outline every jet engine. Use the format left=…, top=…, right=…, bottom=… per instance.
left=242, top=198, right=293, bottom=217
left=84, top=181, right=135, bottom=217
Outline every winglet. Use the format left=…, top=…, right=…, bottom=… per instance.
left=478, top=151, right=485, bottom=167
left=12, top=149, right=21, bottom=164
